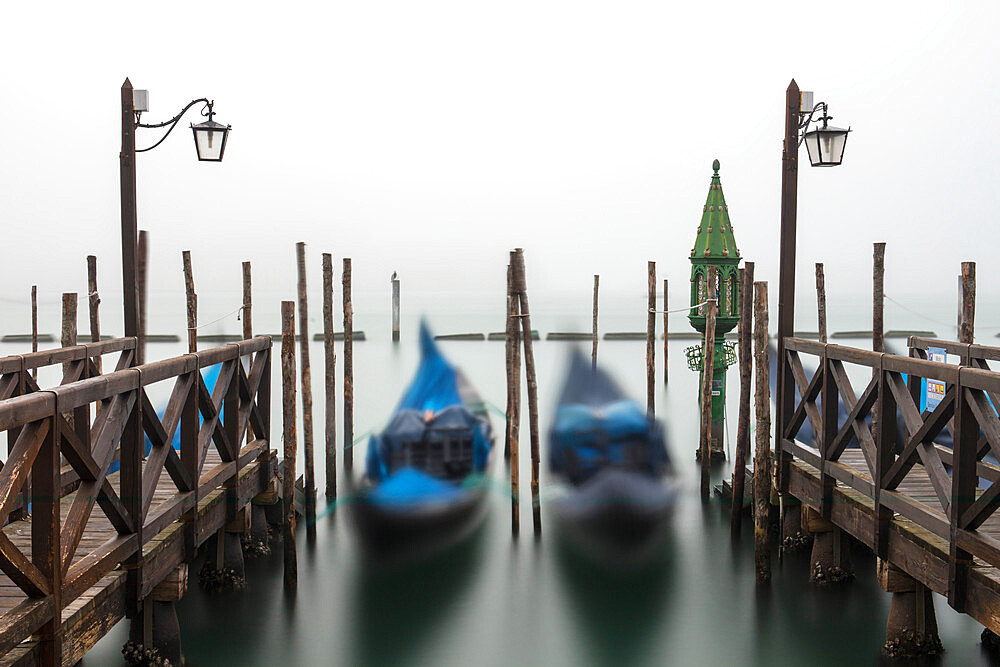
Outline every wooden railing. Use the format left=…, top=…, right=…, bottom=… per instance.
left=0, top=336, right=272, bottom=659
left=778, top=336, right=1000, bottom=613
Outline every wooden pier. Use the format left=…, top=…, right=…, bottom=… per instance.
left=0, top=335, right=275, bottom=664
left=778, top=334, right=1000, bottom=636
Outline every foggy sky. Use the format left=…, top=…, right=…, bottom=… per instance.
left=2, top=1, right=999, bottom=334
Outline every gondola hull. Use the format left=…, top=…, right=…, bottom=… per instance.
left=351, top=483, right=490, bottom=562
left=552, top=469, right=679, bottom=566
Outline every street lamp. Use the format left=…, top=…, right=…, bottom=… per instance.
left=774, top=80, right=850, bottom=497
left=119, top=78, right=231, bottom=359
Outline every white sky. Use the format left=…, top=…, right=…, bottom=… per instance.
left=2, top=1, right=999, bottom=332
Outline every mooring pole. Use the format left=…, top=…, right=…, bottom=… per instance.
left=775, top=79, right=800, bottom=496
left=873, top=243, right=886, bottom=354
left=815, top=263, right=827, bottom=343
left=731, top=262, right=754, bottom=538
left=753, top=280, right=772, bottom=583
left=281, top=301, right=298, bottom=591
left=242, top=262, right=253, bottom=340
left=663, top=278, right=669, bottom=384
left=295, top=242, right=317, bottom=539
left=392, top=273, right=400, bottom=342
left=511, top=249, right=541, bottom=536
left=87, top=256, right=102, bottom=375
left=182, top=251, right=197, bottom=353
left=322, top=253, right=337, bottom=500
left=61, top=293, right=78, bottom=384
left=699, top=266, right=717, bottom=499
left=647, top=261, right=656, bottom=416
left=960, top=261, right=976, bottom=345
left=343, top=258, right=354, bottom=477
left=506, top=263, right=521, bottom=536
left=137, top=230, right=148, bottom=363
left=592, top=274, right=599, bottom=370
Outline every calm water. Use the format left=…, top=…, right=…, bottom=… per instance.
left=12, top=296, right=996, bottom=666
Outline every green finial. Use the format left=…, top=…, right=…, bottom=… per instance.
left=713, top=158, right=720, bottom=173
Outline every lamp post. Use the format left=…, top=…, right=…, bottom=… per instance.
left=775, top=79, right=850, bottom=494
left=119, top=78, right=231, bottom=348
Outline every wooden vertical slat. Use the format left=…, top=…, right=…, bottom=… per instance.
left=646, top=261, right=656, bottom=416
left=322, top=254, right=337, bottom=500
left=296, top=243, right=317, bottom=538
left=511, top=249, right=541, bottom=536
left=182, top=251, right=197, bottom=354
left=699, top=266, right=717, bottom=499
left=949, top=374, right=977, bottom=612
left=731, top=263, right=753, bottom=538
left=874, top=355, right=895, bottom=560
left=87, top=256, right=102, bottom=375
left=181, top=368, right=199, bottom=562
left=343, top=258, right=354, bottom=477
left=815, top=263, right=827, bottom=344
left=137, top=230, right=148, bottom=364
left=753, top=281, right=771, bottom=583
left=281, top=302, right=298, bottom=590
left=31, top=412, right=61, bottom=664
left=960, top=262, right=976, bottom=345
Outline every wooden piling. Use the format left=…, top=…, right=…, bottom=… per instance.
left=663, top=278, right=669, bottom=383
left=506, top=264, right=521, bottom=536
left=281, top=301, right=298, bottom=590
left=753, top=280, right=772, bottom=583
left=295, top=243, right=317, bottom=538
left=62, top=293, right=78, bottom=382
left=242, top=262, right=253, bottom=340
left=86, top=256, right=102, bottom=376
left=138, top=230, right=148, bottom=363
left=647, top=261, right=656, bottom=416
left=322, top=254, right=337, bottom=500
left=30, top=286, right=37, bottom=380
left=731, top=262, right=754, bottom=538
left=960, top=261, right=976, bottom=344
left=874, top=243, right=885, bottom=353
left=511, top=249, right=541, bottom=536
left=699, top=266, right=717, bottom=499
left=343, top=258, right=354, bottom=476
left=182, top=251, right=197, bottom=353
left=592, top=274, right=599, bottom=370
left=392, top=273, right=400, bottom=342
left=815, top=263, right=827, bottom=344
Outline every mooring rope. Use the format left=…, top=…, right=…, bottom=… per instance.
left=649, top=299, right=716, bottom=315
left=186, top=304, right=249, bottom=331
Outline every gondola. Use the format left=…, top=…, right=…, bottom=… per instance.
left=549, top=350, right=679, bottom=565
left=351, top=322, right=495, bottom=559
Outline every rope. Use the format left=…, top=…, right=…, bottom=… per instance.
left=650, top=299, right=716, bottom=315
left=186, top=304, right=249, bottom=331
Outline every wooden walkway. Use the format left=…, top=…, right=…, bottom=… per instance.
left=0, top=449, right=274, bottom=665
left=0, top=336, right=277, bottom=665
left=780, top=336, right=1000, bottom=634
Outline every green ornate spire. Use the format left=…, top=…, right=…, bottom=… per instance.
left=689, top=159, right=741, bottom=335
left=690, top=159, right=740, bottom=260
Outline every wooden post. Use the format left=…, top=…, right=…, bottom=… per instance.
left=874, top=243, right=885, bottom=353
left=137, top=230, right=148, bottom=363
left=511, top=249, right=541, bottom=536
left=815, top=263, right=827, bottom=343
left=592, top=274, right=599, bottom=370
left=322, top=254, right=337, bottom=500
left=296, top=243, right=317, bottom=538
left=646, top=261, right=656, bottom=416
left=699, top=266, right=717, bottom=499
left=960, top=262, right=976, bottom=345
left=87, top=256, right=102, bottom=375
left=506, top=264, right=521, bottom=536
left=182, top=251, right=197, bottom=353
left=32, top=413, right=61, bottom=664
left=281, top=301, right=298, bottom=590
left=343, top=258, right=354, bottom=476
left=242, top=262, right=253, bottom=340
left=30, top=285, right=38, bottom=380
left=663, top=278, right=669, bottom=383
left=391, top=272, right=400, bottom=342
left=62, top=293, right=78, bottom=380
left=731, top=262, right=754, bottom=538
left=753, top=281, right=772, bottom=583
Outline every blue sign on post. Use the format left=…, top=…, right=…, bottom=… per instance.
left=926, top=347, right=947, bottom=411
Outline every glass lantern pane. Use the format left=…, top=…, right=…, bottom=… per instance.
left=194, top=127, right=227, bottom=161
left=804, top=132, right=820, bottom=166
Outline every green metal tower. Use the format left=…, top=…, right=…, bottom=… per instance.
left=686, top=159, right=740, bottom=460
